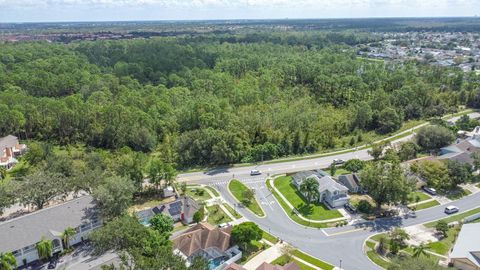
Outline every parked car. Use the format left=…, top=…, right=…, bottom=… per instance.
left=333, top=159, right=345, bottom=165
left=444, top=205, right=459, bottom=214
left=344, top=203, right=357, bottom=214
left=250, top=169, right=261, bottom=176
left=47, top=259, right=57, bottom=269
left=423, top=186, right=437, bottom=195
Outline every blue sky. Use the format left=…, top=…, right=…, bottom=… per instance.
left=0, top=0, right=478, bottom=22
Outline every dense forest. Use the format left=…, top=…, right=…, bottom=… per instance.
left=1, top=32, right=480, bottom=167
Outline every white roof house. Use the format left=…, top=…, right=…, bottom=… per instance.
left=449, top=223, right=480, bottom=270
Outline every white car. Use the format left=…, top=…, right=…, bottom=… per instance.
left=250, top=169, right=261, bottom=176
left=333, top=159, right=345, bottom=165
left=444, top=205, right=459, bottom=215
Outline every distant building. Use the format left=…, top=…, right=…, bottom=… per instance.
left=172, top=222, right=242, bottom=270
left=0, top=135, right=27, bottom=169
left=438, top=137, right=480, bottom=166
left=0, top=195, right=101, bottom=267
left=292, top=170, right=349, bottom=208
left=449, top=223, right=480, bottom=270
left=136, top=196, right=200, bottom=226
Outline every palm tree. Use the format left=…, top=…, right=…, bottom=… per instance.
left=413, top=242, right=430, bottom=258
left=36, top=237, right=53, bottom=261
left=61, top=227, right=76, bottom=249
left=0, top=252, right=17, bottom=270
left=300, top=177, right=320, bottom=204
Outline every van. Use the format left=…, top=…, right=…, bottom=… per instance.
left=444, top=206, right=459, bottom=214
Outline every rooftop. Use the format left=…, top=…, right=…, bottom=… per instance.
left=450, top=223, right=480, bottom=267
left=0, top=195, right=98, bottom=253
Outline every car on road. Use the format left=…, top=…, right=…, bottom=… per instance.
left=422, top=186, right=437, bottom=195
left=344, top=203, right=357, bottom=214
left=444, top=205, right=459, bottom=214
left=333, top=158, right=345, bottom=165
left=250, top=169, right=261, bottom=176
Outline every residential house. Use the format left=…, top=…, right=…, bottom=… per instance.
left=0, top=195, right=101, bottom=267
left=438, top=137, right=480, bottom=167
left=224, top=263, right=246, bottom=270
left=292, top=170, right=349, bottom=208
left=338, top=173, right=363, bottom=193
left=0, top=135, right=27, bottom=169
left=136, top=196, right=200, bottom=226
left=449, top=223, right=480, bottom=270
left=163, top=186, right=176, bottom=198
left=256, top=262, right=301, bottom=270
left=172, top=222, right=242, bottom=270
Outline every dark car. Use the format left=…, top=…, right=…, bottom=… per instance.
left=47, top=258, right=58, bottom=269
left=344, top=203, right=357, bottom=214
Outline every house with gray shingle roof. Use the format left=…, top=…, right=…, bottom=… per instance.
left=136, top=196, right=200, bottom=226
left=338, top=173, right=363, bottom=193
left=0, top=195, right=101, bottom=267
left=449, top=223, right=480, bottom=270
left=438, top=137, right=480, bottom=167
left=292, top=170, right=349, bottom=208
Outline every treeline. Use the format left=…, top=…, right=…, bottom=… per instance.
left=1, top=34, right=480, bottom=167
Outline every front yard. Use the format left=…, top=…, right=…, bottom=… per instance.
left=206, top=204, right=232, bottom=225
left=228, top=179, right=265, bottom=217
left=273, top=176, right=342, bottom=221
left=407, top=191, right=431, bottom=203
left=426, top=225, right=461, bottom=255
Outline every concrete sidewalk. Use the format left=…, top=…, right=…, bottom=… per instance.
left=243, top=242, right=284, bottom=270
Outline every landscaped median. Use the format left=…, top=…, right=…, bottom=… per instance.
left=228, top=179, right=265, bottom=217
left=266, top=176, right=346, bottom=228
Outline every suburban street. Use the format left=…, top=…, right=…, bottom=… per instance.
left=177, top=112, right=480, bottom=270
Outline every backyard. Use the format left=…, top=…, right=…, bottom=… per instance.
left=273, top=176, right=342, bottom=221
left=228, top=179, right=265, bottom=217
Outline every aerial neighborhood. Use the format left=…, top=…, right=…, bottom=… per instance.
left=1, top=17, right=480, bottom=270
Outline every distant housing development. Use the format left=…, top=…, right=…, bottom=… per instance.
left=0, top=195, right=101, bottom=267
left=0, top=135, right=27, bottom=169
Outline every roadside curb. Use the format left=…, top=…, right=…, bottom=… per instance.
left=227, top=179, right=266, bottom=218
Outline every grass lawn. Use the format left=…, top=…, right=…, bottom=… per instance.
left=273, top=176, right=342, bottom=221
left=206, top=205, right=232, bottom=225
left=445, top=187, right=472, bottom=200
left=477, top=183, right=480, bottom=189
left=426, top=226, right=461, bottom=255
left=292, top=250, right=335, bottom=270
left=222, top=203, right=242, bottom=219
left=271, top=255, right=315, bottom=270
left=366, top=241, right=376, bottom=250
left=261, top=229, right=279, bottom=244
left=228, top=180, right=265, bottom=217
left=205, top=186, right=220, bottom=197
left=186, top=186, right=212, bottom=201
left=425, top=207, right=480, bottom=227
left=266, top=179, right=332, bottom=228
left=366, top=250, right=391, bottom=269
left=129, top=195, right=174, bottom=212
left=471, top=218, right=480, bottom=223
left=238, top=240, right=268, bottom=264
left=333, top=168, right=350, bottom=176
left=413, top=200, right=440, bottom=210
left=407, top=191, right=431, bottom=203
left=370, top=233, right=388, bottom=242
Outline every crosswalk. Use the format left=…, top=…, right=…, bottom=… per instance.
left=206, top=177, right=266, bottom=187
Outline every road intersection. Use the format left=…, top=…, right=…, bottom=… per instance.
left=177, top=112, right=480, bottom=270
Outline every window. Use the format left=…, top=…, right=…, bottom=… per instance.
left=80, top=223, right=92, bottom=231
left=12, top=249, right=22, bottom=257
left=22, top=244, right=35, bottom=254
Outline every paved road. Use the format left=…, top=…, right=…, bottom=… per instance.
left=204, top=177, right=480, bottom=270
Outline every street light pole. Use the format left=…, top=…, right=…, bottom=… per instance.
left=339, top=259, right=342, bottom=270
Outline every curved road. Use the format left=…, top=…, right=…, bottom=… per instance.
left=177, top=112, right=480, bottom=270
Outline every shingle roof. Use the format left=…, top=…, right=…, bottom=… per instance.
left=317, top=176, right=348, bottom=193
left=338, top=173, right=360, bottom=191
left=438, top=151, right=474, bottom=165
left=0, top=135, right=18, bottom=150
left=225, top=263, right=246, bottom=270
left=0, top=195, right=98, bottom=253
left=172, top=222, right=232, bottom=258
left=450, top=223, right=480, bottom=267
